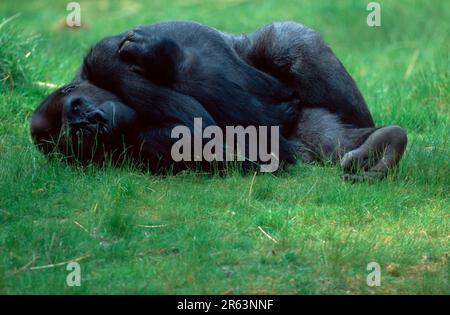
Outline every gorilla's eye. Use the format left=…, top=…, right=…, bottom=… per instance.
left=61, top=84, right=80, bottom=94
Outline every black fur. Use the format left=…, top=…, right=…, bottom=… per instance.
left=30, top=21, right=407, bottom=179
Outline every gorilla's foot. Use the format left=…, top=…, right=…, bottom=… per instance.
left=340, top=125, right=407, bottom=182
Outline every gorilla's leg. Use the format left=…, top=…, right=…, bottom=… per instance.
left=226, top=21, right=407, bottom=180
left=295, top=109, right=407, bottom=181
left=233, top=21, right=375, bottom=128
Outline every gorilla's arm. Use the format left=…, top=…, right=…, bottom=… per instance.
left=113, top=21, right=374, bottom=129
left=81, top=35, right=219, bottom=129
left=85, top=26, right=300, bottom=132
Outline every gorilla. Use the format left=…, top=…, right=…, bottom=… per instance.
left=30, top=20, right=407, bottom=181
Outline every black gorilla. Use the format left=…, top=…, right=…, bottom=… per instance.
left=30, top=21, right=407, bottom=181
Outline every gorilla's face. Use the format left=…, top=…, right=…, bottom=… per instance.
left=31, top=81, right=138, bottom=164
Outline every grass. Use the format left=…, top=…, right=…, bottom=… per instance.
left=0, top=0, right=449, bottom=294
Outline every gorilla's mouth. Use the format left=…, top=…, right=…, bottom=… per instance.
left=68, top=119, right=109, bottom=139
left=57, top=121, right=109, bottom=164
left=71, top=124, right=102, bottom=142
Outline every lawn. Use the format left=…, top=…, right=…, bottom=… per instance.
left=0, top=0, right=448, bottom=294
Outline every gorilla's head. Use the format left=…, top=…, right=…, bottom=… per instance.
left=30, top=81, right=138, bottom=164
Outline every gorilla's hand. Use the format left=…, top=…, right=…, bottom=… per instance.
left=117, top=28, right=183, bottom=85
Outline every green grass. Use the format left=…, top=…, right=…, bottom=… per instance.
left=0, top=0, right=449, bottom=294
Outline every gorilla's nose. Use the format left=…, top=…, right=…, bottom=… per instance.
left=64, top=96, right=89, bottom=126
left=65, top=96, right=85, bottom=111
